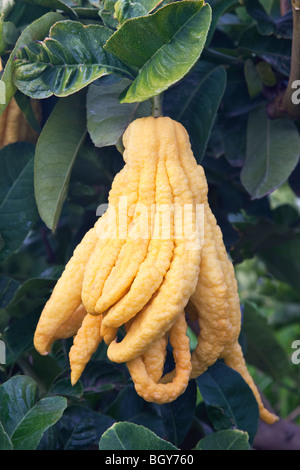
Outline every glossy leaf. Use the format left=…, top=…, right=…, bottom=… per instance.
left=195, top=429, right=250, bottom=450
left=86, top=79, right=151, bottom=148
left=99, top=422, right=178, bottom=450
left=98, top=0, right=119, bottom=29
left=0, top=376, right=67, bottom=450
left=105, top=0, right=212, bottom=103
left=197, top=361, right=259, bottom=444
left=11, top=396, right=67, bottom=450
left=241, top=104, right=300, bottom=198
left=13, top=21, right=133, bottom=99
left=164, top=61, right=227, bottom=162
left=34, top=92, right=87, bottom=231
left=0, top=12, right=63, bottom=116
left=0, top=143, right=38, bottom=261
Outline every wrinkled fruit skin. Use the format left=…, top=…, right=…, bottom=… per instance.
left=34, top=116, right=279, bottom=424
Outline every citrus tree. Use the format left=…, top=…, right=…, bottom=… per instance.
left=0, top=0, right=300, bottom=451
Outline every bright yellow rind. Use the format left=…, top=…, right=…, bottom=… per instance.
left=33, top=116, right=279, bottom=424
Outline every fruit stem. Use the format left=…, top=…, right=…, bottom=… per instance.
left=151, top=94, right=163, bottom=117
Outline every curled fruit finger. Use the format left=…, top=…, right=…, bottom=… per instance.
left=100, top=322, right=118, bottom=345
left=69, top=313, right=103, bottom=386
left=222, top=341, right=279, bottom=424
left=52, top=304, right=87, bottom=342
left=142, top=334, right=168, bottom=383
left=127, top=313, right=191, bottom=404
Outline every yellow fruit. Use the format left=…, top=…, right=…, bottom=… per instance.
left=33, top=116, right=279, bottom=424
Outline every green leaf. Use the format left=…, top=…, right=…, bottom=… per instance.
left=20, top=0, right=78, bottom=20
left=195, top=429, right=250, bottom=450
left=244, top=59, right=263, bottom=99
left=0, top=276, right=20, bottom=309
left=11, top=396, right=67, bottom=450
left=79, top=359, right=127, bottom=393
left=105, top=383, right=164, bottom=437
left=0, top=422, right=12, bottom=450
left=52, top=404, right=115, bottom=450
left=13, top=21, right=133, bottom=99
left=34, top=92, right=87, bottom=231
left=0, top=376, right=67, bottom=450
left=256, top=61, right=276, bottom=87
left=239, top=25, right=291, bottom=76
left=0, top=12, right=63, bottom=116
left=14, top=91, right=42, bottom=133
left=160, top=380, right=197, bottom=447
left=3, top=311, right=40, bottom=364
left=206, top=0, right=239, bottom=44
left=0, top=19, right=18, bottom=55
left=99, top=422, right=178, bottom=450
left=218, top=114, right=247, bottom=167
left=48, top=377, right=83, bottom=399
left=165, top=61, right=227, bottom=162
left=259, top=235, right=300, bottom=294
left=241, top=104, right=300, bottom=198
left=196, top=361, right=259, bottom=444
left=114, top=0, right=159, bottom=25
left=242, top=301, right=290, bottom=381
left=0, top=376, right=37, bottom=437
left=0, top=143, right=38, bottom=261
left=106, top=383, right=148, bottom=421
left=244, top=0, right=276, bottom=35
left=98, top=0, right=119, bottom=29
left=4, top=275, right=58, bottom=313
left=87, top=79, right=151, bottom=148
left=105, top=0, right=212, bottom=103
